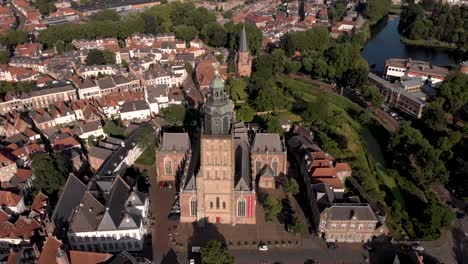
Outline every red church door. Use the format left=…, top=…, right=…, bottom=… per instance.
left=216, top=217, right=221, bottom=223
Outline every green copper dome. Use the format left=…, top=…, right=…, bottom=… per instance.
left=210, top=74, right=224, bottom=90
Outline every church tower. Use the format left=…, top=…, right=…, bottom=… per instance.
left=204, top=74, right=233, bottom=135
left=236, top=26, right=252, bottom=77
left=196, top=75, right=235, bottom=225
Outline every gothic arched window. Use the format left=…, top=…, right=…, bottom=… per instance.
left=255, top=159, right=262, bottom=175
left=164, top=158, right=172, bottom=175
left=190, top=197, right=197, bottom=216
left=237, top=199, right=246, bottom=217
left=272, top=158, right=279, bottom=176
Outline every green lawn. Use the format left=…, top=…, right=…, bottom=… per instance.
left=135, top=145, right=156, bottom=165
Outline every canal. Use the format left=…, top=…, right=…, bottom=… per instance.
left=361, top=15, right=459, bottom=73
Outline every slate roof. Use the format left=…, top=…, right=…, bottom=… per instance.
left=234, top=139, right=252, bottom=191
left=69, top=192, right=105, bottom=232
left=89, top=146, right=113, bottom=161
left=239, top=26, right=249, bottom=53
left=97, top=177, right=131, bottom=231
left=52, top=175, right=87, bottom=227
left=325, top=204, right=378, bottom=221
left=97, top=76, right=115, bottom=90
left=120, top=100, right=150, bottom=113
left=251, top=133, right=284, bottom=153
left=259, top=164, right=274, bottom=178
left=159, top=133, right=190, bottom=152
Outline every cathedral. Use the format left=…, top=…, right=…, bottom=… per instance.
left=178, top=74, right=287, bottom=226
left=179, top=75, right=256, bottom=225
left=174, top=27, right=285, bottom=226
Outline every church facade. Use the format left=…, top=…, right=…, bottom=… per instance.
left=179, top=75, right=256, bottom=225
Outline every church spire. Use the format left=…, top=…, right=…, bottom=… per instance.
left=239, top=26, right=249, bottom=53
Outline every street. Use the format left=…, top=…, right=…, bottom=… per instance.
left=229, top=244, right=365, bottom=264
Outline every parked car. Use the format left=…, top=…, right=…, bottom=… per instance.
left=411, top=245, right=424, bottom=251
left=327, top=242, right=338, bottom=249
left=189, top=259, right=195, bottom=264
left=400, top=244, right=411, bottom=251
left=258, top=244, right=268, bottom=251
left=168, top=213, right=180, bottom=220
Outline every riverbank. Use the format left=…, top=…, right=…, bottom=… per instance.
left=388, top=4, right=402, bottom=15
left=400, top=36, right=459, bottom=51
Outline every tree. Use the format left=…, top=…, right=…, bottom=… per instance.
left=0, top=50, right=9, bottom=64
left=422, top=99, right=447, bottom=132
left=283, top=178, right=299, bottom=195
left=271, top=49, right=287, bottom=75
left=226, top=78, right=248, bottom=102
left=286, top=60, right=301, bottom=74
left=439, top=72, right=468, bottom=113
left=264, top=115, right=284, bottom=135
left=201, top=22, right=227, bottom=47
left=252, top=54, right=274, bottom=81
left=0, top=30, right=28, bottom=47
left=223, top=10, right=233, bottom=19
left=103, top=50, right=116, bottom=64
left=160, top=105, right=186, bottom=125
left=174, top=25, right=198, bottom=42
left=364, top=0, right=391, bottom=24
left=103, top=120, right=127, bottom=137
left=31, top=152, right=71, bottom=195
left=122, top=59, right=129, bottom=69
left=361, top=85, right=384, bottom=107
left=254, top=87, right=290, bottom=112
left=280, top=27, right=330, bottom=56
left=236, top=104, right=255, bottom=122
left=90, top=10, right=121, bottom=21
left=17, top=81, right=35, bottom=93
left=288, top=216, right=306, bottom=234
left=35, top=0, right=56, bottom=15
left=303, top=94, right=329, bottom=123
left=339, top=67, right=368, bottom=88
left=136, top=126, right=157, bottom=148
left=201, top=240, right=234, bottom=264
left=264, top=196, right=282, bottom=222
left=388, top=122, right=448, bottom=185
left=85, top=49, right=107, bottom=65
left=55, top=40, right=65, bottom=55
left=184, top=62, right=193, bottom=75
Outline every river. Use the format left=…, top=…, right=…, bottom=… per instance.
left=361, top=15, right=459, bottom=73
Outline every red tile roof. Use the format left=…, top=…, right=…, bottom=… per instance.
left=69, top=251, right=113, bottom=264
left=31, top=192, right=48, bottom=215
left=0, top=191, right=22, bottom=207
left=37, top=236, right=62, bottom=264
left=15, top=168, right=32, bottom=182
left=52, top=136, right=81, bottom=151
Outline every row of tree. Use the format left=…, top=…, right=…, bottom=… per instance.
left=37, top=3, right=263, bottom=56
left=399, top=2, right=468, bottom=45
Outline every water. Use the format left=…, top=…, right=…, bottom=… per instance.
left=361, top=15, right=459, bottom=73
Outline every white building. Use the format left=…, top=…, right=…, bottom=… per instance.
left=145, top=84, right=169, bottom=115
left=67, top=178, right=150, bottom=253
left=77, top=78, right=101, bottom=100
left=120, top=100, right=151, bottom=122
left=77, top=65, right=121, bottom=78
left=72, top=121, right=106, bottom=140
left=385, top=58, right=449, bottom=87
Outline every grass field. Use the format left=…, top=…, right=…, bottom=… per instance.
left=135, top=145, right=156, bottom=165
